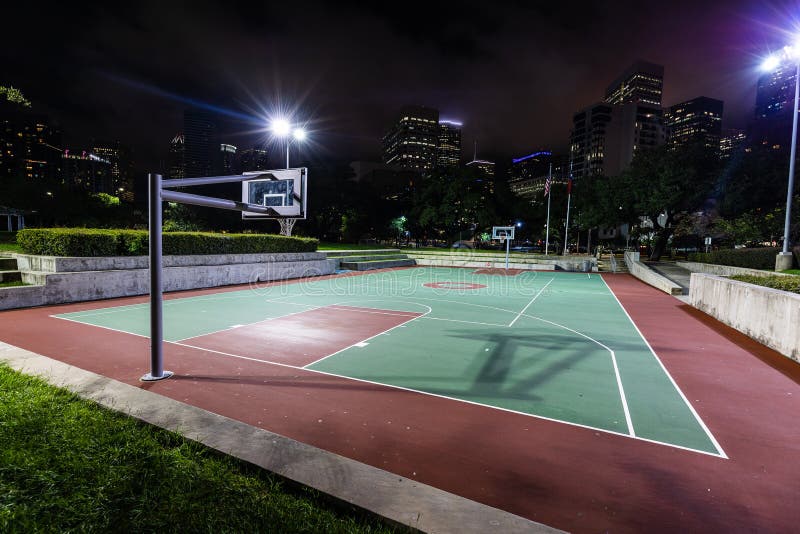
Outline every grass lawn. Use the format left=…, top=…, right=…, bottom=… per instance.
left=0, top=243, right=21, bottom=253
left=0, top=281, right=26, bottom=288
left=0, top=364, right=402, bottom=533
left=781, top=269, right=800, bottom=275
left=318, top=243, right=400, bottom=251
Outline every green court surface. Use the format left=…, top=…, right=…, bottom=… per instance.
left=54, top=267, right=724, bottom=457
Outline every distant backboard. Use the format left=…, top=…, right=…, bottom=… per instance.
left=492, top=226, right=515, bottom=240
left=242, top=168, right=307, bottom=220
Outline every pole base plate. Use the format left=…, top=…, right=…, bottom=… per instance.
left=140, top=370, right=174, bottom=382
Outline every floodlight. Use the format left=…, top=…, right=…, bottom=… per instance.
left=270, top=118, right=291, bottom=137
left=761, top=54, right=781, bottom=72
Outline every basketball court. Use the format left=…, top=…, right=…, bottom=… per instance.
left=2, top=266, right=799, bottom=532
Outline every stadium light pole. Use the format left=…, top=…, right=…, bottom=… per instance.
left=762, top=46, right=799, bottom=270
left=270, top=118, right=307, bottom=169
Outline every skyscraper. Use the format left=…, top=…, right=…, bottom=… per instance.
left=218, top=143, right=238, bottom=174
left=93, top=140, right=133, bottom=199
left=720, top=129, right=746, bottom=160
left=383, top=106, right=439, bottom=173
left=604, top=60, right=664, bottom=107
left=665, top=97, right=723, bottom=150
left=61, top=149, right=113, bottom=194
left=183, top=108, right=217, bottom=178
left=437, top=120, right=462, bottom=169
left=570, top=61, right=666, bottom=179
left=168, top=133, right=185, bottom=179
left=239, top=147, right=269, bottom=172
left=569, top=103, right=614, bottom=178
left=0, top=104, right=61, bottom=183
left=752, top=58, right=796, bottom=148
left=509, top=152, right=569, bottom=199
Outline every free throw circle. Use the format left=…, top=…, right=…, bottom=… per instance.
left=423, top=281, right=486, bottom=290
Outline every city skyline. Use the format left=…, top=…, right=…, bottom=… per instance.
left=3, top=1, right=799, bottom=172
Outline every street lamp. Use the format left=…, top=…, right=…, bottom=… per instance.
left=270, top=118, right=307, bottom=169
left=762, top=45, right=799, bottom=270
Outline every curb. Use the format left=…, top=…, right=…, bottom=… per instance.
left=0, top=341, right=564, bottom=534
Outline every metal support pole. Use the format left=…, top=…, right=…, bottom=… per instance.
left=545, top=164, right=552, bottom=256
left=778, top=62, right=799, bottom=265
left=142, top=173, right=172, bottom=382
left=505, top=234, right=510, bottom=269
left=286, top=140, right=290, bottom=170
left=563, top=192, right=572, bottom=255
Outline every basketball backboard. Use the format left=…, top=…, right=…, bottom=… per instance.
left=241, top=167, right=307, bottom=220
left=492, top=226, right=515, bottom=240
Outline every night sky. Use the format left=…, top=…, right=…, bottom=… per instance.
left=3, top=1, right=799, bottom=171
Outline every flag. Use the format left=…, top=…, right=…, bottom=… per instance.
left=567, top=178, right=573, bottom=195
left=544, top=176, right=552, bottom=197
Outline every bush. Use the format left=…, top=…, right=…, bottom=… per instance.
left=17, top=228, right=318, bottom=256
left=687, top=247, right=780, bottom=270
left=729, top=274, right=800, bottom=294
left=17, top=228, right=119, bottom=256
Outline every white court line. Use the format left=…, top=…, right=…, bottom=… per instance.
left=302, top=304, right=432, bottom=368
left=169, top=336, right=721, bottom=458
left=508, top=277, right=555, bottom=327
left=52, top=315, right=150, bottom=339
left=313, top=294, right=637, bottom=436
left=55, top=272, right=379, bottom=320
left=421, top=316, right=508, bottom=328
left=174, top=305, right=325, bottom=343
left=327, top=305, right=421, bottom=318
left=598, top=275, right=728, bottom=459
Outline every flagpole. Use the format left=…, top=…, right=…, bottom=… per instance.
left=563, top=179, right=572, bottom=255
left=545, top=163, right=551, bottom=255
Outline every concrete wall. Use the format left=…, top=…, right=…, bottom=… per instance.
left=0, top=253, right=335, bottom=310
left=689, top=273, right=800, bottom=362
left=677, top=261, right=795, bottom=278
left=412, top=258, right=557, bottom=271
left=14, top=252, right=325, bottom=273
left=624, top=252, right=683, bottom=295
left=407, top=252, right=594, bottom=272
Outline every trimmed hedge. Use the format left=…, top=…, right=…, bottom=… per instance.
left=729, top=274, right=800, bottom=294
left=16, top=228, right=318, bottom=256
left=687, top=247, right=781, bottom=271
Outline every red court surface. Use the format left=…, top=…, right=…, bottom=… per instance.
left=1, top=272, right=799, bottom=533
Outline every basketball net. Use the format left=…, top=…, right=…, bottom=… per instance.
left=278, top=218, right=297, bottom=236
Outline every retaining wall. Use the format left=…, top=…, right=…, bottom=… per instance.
left=407, top=252, right=593, bottom=272
left=677, top=261, right=796, bottom=278
left=689, top=273, right=800, bottom=362
left=623, top=252, right=683, bottom=295
left=0, top=253, right=335, bottom=310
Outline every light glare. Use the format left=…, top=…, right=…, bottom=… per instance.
left=292, top=128, right=307, bottom=141
left=762, top=54, right=781, bottom=71
left=270, top=118, right=291, bottom=137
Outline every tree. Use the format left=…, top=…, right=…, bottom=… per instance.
left=584, top=143, right=721, bottom=260
left=0, top=86, right=31, bottom=108
left=409, top=166, right=498, bottom=243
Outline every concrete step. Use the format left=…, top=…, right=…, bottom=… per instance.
left=324, top=249, right=401, bottom=258
left=0, top=258, right=18, bottom=270
left=407, top=253, right=548, bottom=264
left=597, top=254, right=629, bottom=273
left=340, top=258, right=416, bottom=271
left=335, top=254, right=410, bottom=262
left=0, top=270, right=22, bottom=283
